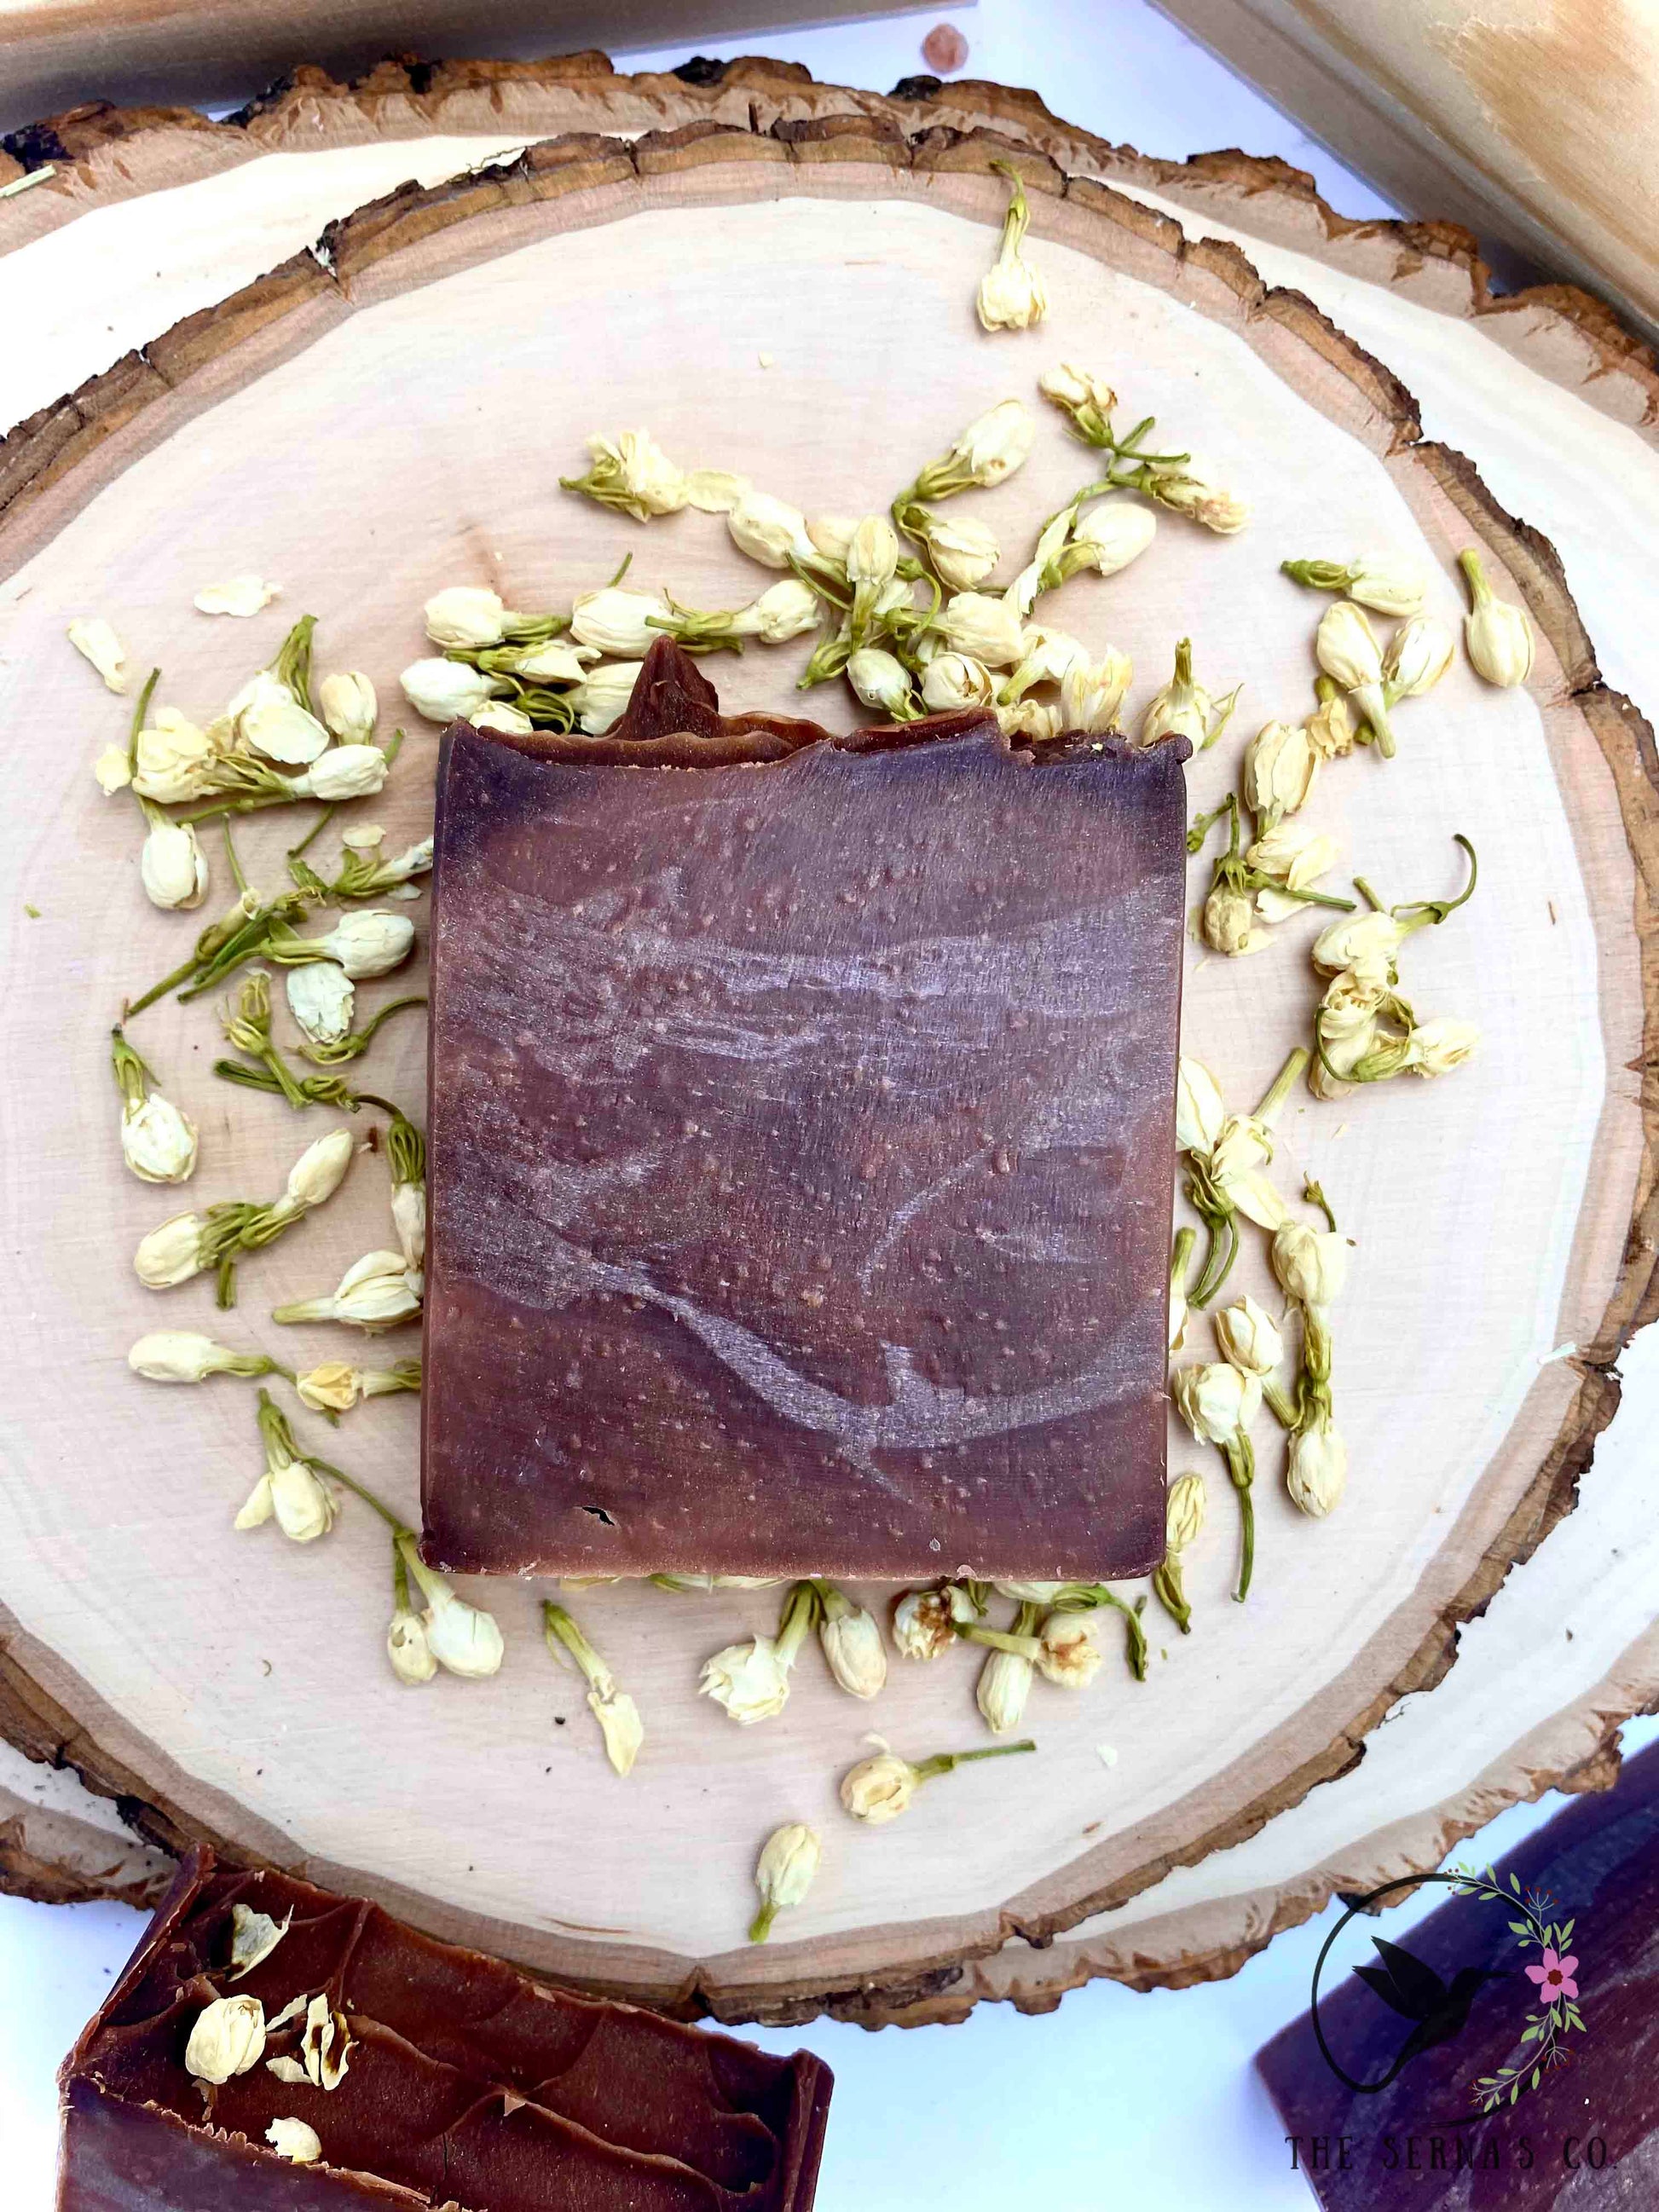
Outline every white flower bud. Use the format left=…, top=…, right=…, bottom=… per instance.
left=1405, top=1015, right=1479, bottom=1077
left=1304, top=685, right=1356, bottom=760
left=1315, top=600, right=1384, bottom=689
left=977, top=251, right=1048, bottom=332
left=1383, top=615, right=1454, bottom=700
left=123, top=1094, right=199, bottom=1184
left=425, top=586, right=507, bottom=650
left=1147, top=465, right=1250, bottom=534
left=1215, top=1295, right=1285, bottom=1377
left=1243, top=719, right=1315, bottom=826
left=847, top=647, right=916, bottom=720
left=128, top=1332, right=250, bottom=1383
left=840, top=1752, right=918, bottom=1823
left=1167, top=1471, right=1207, bottom=1552
left=752, top=1822, right=821, bottom=1938
left=992, top=1581, right=1064, bottom=1604
left=1138, top=638, right=1235, bottom=751
left=319, top=670, right=377, bottom=742
left=1176, top=1058, right=1226, bottom=1157
left=422, top=1585, right=505, bottom=1678
left=580, top=429, right=689, bottom=518
left=391, top=1181, right=426, bottom=1273
left=921, top=652, right=995, bottom=712
left=275, top=1249, right=422, bottom=1331
left=1320, top=967, right=1386, bottom=1039
left=135, top=1211, right=205, bottom=1287
left=1286, top=555, right=1425, bottom=618
left=699, top=1636, right=791, bottom=1725
left=1172, top=1360, right=1261, bottom=1447
left=67, top=616, right=127, bottom=692
left=893, top=1588, right=956, bottom=1660
left=269, top=1454, right=338, bottom=1543
left=1271, top=1222, right=1349, bottom=1307
left=819, top=1598, right=887, bottom=1699
left=997, top=696, right=1063, bottom=743
left=312, top=910, right=414, bottom=979
left=954, top=400, right=1036, bottom=486
left=847, top=515, right=899, bottom=586
left=1287, top=1413, right=1347, bottom=1517
left=1311, top=910, right=1404, bottom=980
left=469, top=702, right=535, bottom=736
left=194, top=575, right=280, bottom=618
left=132, top=709, right=217, bottom=804
left=288, top=745, right=388, bottom=801
left=727, top=488, right=816, bottom=569
left=736, top=579, right=820, bottom=644
left=296, top=1362, right=362, bottom=1412
left=570, top=662, right=644, bottom=734
left=510, top=640, right=597, bottom=684
left=184, top=1995, right=266, bottom=2082
left=1067, top=500, right=1157, bottom=577
left=806, top=514, right=858, bottom=562
left=1460, top=550, right=1534, bottom=686
left=1039, top=361, right=1115, bottom=412
left=919, top=513, right=1000, bottom=590
left=570, top=586, right=673, bottom=657
left=939, top=591, right=1026, bottom=668
left=1203, top=885, right=1265, bottom=957
left=284, top=1129, right=355, bottom=1211
left=1035, top=1614, right=1101, bottom=1688
left=286, top=962, right=355, bottom=1046
left=266, top=2119, right=321, bottom=2165
left=139, top=814, right=208, bottom=910
left=387, top=1603, right=436, bottom=1684
left=399, top=657, right=506, bottom=725
left=1246, top=822, right=1339, bottom=893
left=976, top=1646, right=1034, bottom=1734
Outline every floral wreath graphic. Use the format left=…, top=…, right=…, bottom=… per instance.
left=1308, top=1863, right=1589, bottom=2114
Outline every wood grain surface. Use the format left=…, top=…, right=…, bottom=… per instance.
left=1, top=66, right=1656, bottom=2026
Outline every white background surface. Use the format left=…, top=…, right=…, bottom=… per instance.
left=3, top=4, right=1656, bottom=2209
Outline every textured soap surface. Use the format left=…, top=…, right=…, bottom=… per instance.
left=422, top=644, right=1187, bottom=1581
left=57, top=1851, right=831, bottom=2212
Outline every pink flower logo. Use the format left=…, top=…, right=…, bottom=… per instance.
left=1524, top=1947, right=1579, bottom=2003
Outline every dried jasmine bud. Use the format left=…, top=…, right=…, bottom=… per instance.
left=286, top=962, right=355, bottom=1048
left=543, top=1602, right=644, bottom=1776
left=812, top=1582, right=887, bottom=1699
left=1152, top=1471, right=1207, bottom=1633
left=938, top=590, right=1026, bottom=668
left=1139, top=638, right=1240, bottom=753
left=138, top=803, right=209, bottom=911
left=396, top=1531, right=505, bottom=1678
left=560, top=429, right=692, bottom=521
left=839, top=1739, right=1036, bottom=1824
left=1315, top=600, right=1394, bottom=754
left=268, top=910, right=414, bottom=981
left=700, top=1581, right=818, bottom=1725
left=895, top=400, right=1036, bottom=507
left=727, top=488, right=820, bottom=569
left=1382, top=614, right=1455, bottom=702
left=1172, top=1361, right=1262, bottom=1601
left=129, top=1332, right=280, bottom=1385
left=272, top=1248, right=422, bottom=1331
left=129, top=708, right=218, bottom=804
left=296, top=1358, right=419, bottom=1413
left=1281, top=555, right=1426, bottom=618
left=847, top=646, right=920, bottom=722
left=921, top=652, right=996, bottom=712
left=569, top=662, right=645, bottom=734
left=184, top=1995, right=265, bottom=2082
left=194, top=577, right=280, bottom=618
left=1243, top=719, right=1316, bottom=832
left=318, top=670, right=377, bottom=742
left=976, top=160, right=1049, bottom=332
left=1459, top=549, right=1535, bottom=686
left=235, top=1393, right=339, bottom=1543
left=892, top=1587, right=957, bottom=1660
left=749, top=1822, right=822, bottom=1943
left=112, top=1028, right=199, bottom=1186
left=300, top=1991, right=353, bottom=2090
left=1168, top=1224, right=1195, bottom=1357
left=732, top=579, right=822, bottom=644
left=893, top=506, right=1000, bottom=591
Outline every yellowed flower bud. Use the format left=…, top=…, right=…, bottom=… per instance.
left=1243, top=719, right=1315, bottom=827
left=319, top=670, right=377, bottom=742
left=1405, top=1015, right=1479, bottom=1077
left=1459, top=550, right=1534, bottom=686
left=1166, top=1470, right=1207, bottom=1552
left=1287, top=1412, right=1347, bottom=1517
left=1059, top=650, right=1133, bottom=735
left=976, top=1647, right=1034, bottom=1734
left=1172, top=1360, right=1261, bottom=1447
left=750, top=1821, right=821, bottom=1941
left=1035, top=1614, right=1101, bottom=1688
left=185, top=1995, right=266, bottom=2082
left=387, top=1603, right=436, bottom=1684
left=893, top=1587, right=956, bottom=1660
left=266, top=2118, right=321, bottom=2164
left=818, top=1590, right=887, bottom=1699
left=839, top=1752, right=918, bottom=1822
left=921, top=652, right=995, bottom=712
left=1271, top=1222, right=1348, bottom=1307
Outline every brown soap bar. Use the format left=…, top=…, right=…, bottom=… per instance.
left=422, top=639, right=1188, bottom=1582
left=58, top=1849, right=831, bottom=2212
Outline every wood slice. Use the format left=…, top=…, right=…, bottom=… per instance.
left=1, top=96, right=1656, bottom=2026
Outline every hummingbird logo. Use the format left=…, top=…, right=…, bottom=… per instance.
left=1351, top=1937, right=1498, bottom=2085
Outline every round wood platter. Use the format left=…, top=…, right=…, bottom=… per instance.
left=2, top=62, right=1657, bottom=2028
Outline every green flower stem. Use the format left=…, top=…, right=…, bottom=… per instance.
left=384, top=1108, right=425, bottom=1189
left=1393, top=834, right=1477, bottom=930
left=393, top=1531, right=457, bottom=1614
left=301, top=996, right=427, bottom=1068
left=288, top=805, right=338, bottom=861
left=392, top=1538, right=413, bottom=1613
left=1187, top=800, right=1232, bottom=855
left=1304, top=1178, right=1338, bottom=1233
left=1352, top=877, right=1385, bottom=911
left=213, top=1057, right=362, bottom=1112
left=110, top=1025, right=153, bottom=1111
left=774, top=1581, right=821, bottom=1670
left=125, top=667, right=160, bottom=787
left=910, top=1740, right=1038, bottom=1782
left=1255, top=1047, right=1310, bottom=1129
left=541, top=1601, right=616, bottom=1695
left=1223, top=1432, right=1256, bottom=1603
left=1170, top=1225, right=1195, bottom=1302
left=1053, top=1585, right=1148, bottom=1681
left=749, top=1898, right=782, bottom=1944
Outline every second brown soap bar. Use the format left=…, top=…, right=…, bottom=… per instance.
left=423, top=642, right=1187, bottom=1582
